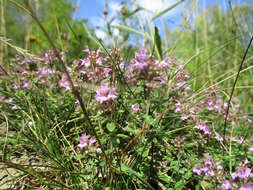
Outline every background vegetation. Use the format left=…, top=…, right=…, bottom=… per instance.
left=0, top=0, right=252, bottom=189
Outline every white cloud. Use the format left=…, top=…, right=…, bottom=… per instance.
left=89, top=0, right=185, bottom=44
left=95, top=29, right=107, bottom=39
left=109, top=1, right=121, bottom=15
left=138, top=0, right=164, bottom=12
left=136, top=0, right=184, bottom=19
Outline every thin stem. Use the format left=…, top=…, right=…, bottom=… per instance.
left=223, top=35, right=253, bottom=149
left=20, top=0, right=108, bottom=162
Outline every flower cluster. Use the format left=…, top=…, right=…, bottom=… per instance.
left=76, top=46, right=112, bottom=83
left=37, top=67, right=55, bottom=85
left=11, top=50, right=66, bottom=90
left=131, top=103, right=140, bottom=113
left=193, top=156, right=253, bottom=190
left=77, top=132, right=96, bottom=149
left=194, top=122, right=211, bottom=137
left=127, top=48, right=171, bottom=88
left=232, top=165, right=252, bottom=182
left=193, top=155, right=222, bottom=177
left=220, top=164, right=253, bottom=190
left=94, top=83, right=118, bottom=105
left=58, top=66, right=78, bottom=91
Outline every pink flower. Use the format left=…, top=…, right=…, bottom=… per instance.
left=239, top=184, right=253, bottom=190
left=22, top=81, right=29, bottom=89
left=194, top=122, right=211, bottom=137
left=236, top=167, right=251, bottom=180
left=249, top=146, right=253, bottom=152
left=193, top=164, right=202, bottom=175
left=78, top=133, right=96, bottom=149
left=215, top=98, right=223, bottom=112
left=89, top=138, right=96, bottom=145
left=232, top=166, right=252, bottom=181
left=174, top=102, right=181, bottom=113
left=78, top=133, right=89, bottom=149
left=159, top=57, right=171, bottom=69
left=215, top=133, right=224, bottom=142
left=37, top=67, right=55, bottom=83
left=232, top=136, right=244, bottom=144
left=131, top=103, right=140, bottom=113
left=216, top=163, right=223, bottom=170
left=207, top=100, right=214, bottom=110
left=220, top=180, right=231, bottom=190
left=127, top=48, right=171, bottom=88
left=181, top=113, right=188, bottom=121
left=95, top=83, right=118, bottom=104
left=59, top=75, right=71, bottom=90
left=59, top=67, right=76, bottom=91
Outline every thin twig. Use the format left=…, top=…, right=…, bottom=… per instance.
left=14, top=0, right=108, bottom=162
left=223, top=35, right=253, bottom=148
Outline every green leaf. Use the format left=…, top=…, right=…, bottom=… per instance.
left=137, top=145, right=150, bottom=157
left=175, top=180, right=184, bottom=190
left=111, top=24, right=144, bottom=36
left=184, top=171, right=192, bottom=180
left=117, top=134, right=130, bottom=139
left=106, top=122, right=116, bottom=132
left=152, top=0, right=184, bottom=21
left=125, top=7, right=143, bottom=18
left=157, top=171, right=172, bottom=184
left=144, top=115, right=158, bottom=126
left=120, top=164, right=155, bottom=190
left=155, top=26, right=163, bottom=60
left=124, top=123, right=136, bottom=134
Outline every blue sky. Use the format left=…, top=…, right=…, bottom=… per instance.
left=76, top=0, right=250, bottom=24
left=75, top=0, right=251, bottom=42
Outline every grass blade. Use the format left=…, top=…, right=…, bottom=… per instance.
left=120, top=164, right=155, bottom=190
left=152, top=0, right=184, bottom=21
left=111, top=24, right=144, bottom=36
left=154, top=26, right=163, bottom=60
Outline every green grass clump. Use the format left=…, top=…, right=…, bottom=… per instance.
left=0, top=0, right=252, bottom=189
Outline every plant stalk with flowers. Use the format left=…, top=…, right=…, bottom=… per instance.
left=0, top=1, right=253, bottom=189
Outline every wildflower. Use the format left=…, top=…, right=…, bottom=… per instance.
left=37, top=67, right=55, bottom=83
left=89, top=138, right=96, bottom=145
left=239, top=184, right=253, bottom=190
left=59, top=74, right=71, bottom=90
left=95, top=83, right=118, bottom=104
left=174, top=102, right=181, bottom=112
left=207, top=100, right=214, bottom=111
left=78, top=133, right=96, bottom=149
left=119, top=61, right=126, bottom=70
left=194, top=122, right=211, bottom=137
left=131, top=103, right=140, bottom=113
left=215, top=133, right=224, bottom=142
left=236, top=166, right=251, bottom=180
left=215, top=98, right=223, bottom=113
left=202, top=125, right=211, bottom=136
left=232, top=136, right=244, bottom=144
left=159, top=57, right=171, bottom=69
left=127, top=48, right=170, bottom=88
left=201, top=156, right=214, bottom=176
left=216, top=163, right=223, bottom=170
left=78, top=133, right=89, bottom=149
left=249, top=146, right=253, bottom=152
left=232, top=172, right=238, bottom=181
left=181, top=113, right=188, bottom=121
left=22, top=81, right=29, bottom=89
left=220, top=180, right=231, bottom=190
left=232, top=166, right=251, bottom=181
left=103, top=68, right=111, bottom=77
left=193, top=164, right=202, bottom=175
